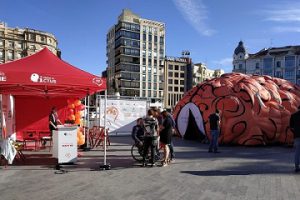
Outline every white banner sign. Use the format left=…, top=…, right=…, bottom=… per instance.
left=100, top=99, right=147, bottom=134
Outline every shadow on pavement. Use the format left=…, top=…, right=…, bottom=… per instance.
left=181, top=169, right=296, bottom=176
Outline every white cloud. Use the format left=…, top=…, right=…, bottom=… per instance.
left=263, top=7, right=300, bottom=22
left=213, top=57, right=232, bottom=66
left=261, top=2, right=300, bottom=33
left=272, top=26, right=300, bottom=33
left=212, top=57, right=233, bottom=73
left=173, top=0, right=216, bottom=36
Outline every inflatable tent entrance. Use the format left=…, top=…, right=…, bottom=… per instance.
left=176, top=102, right=206, bottom=141
left=0, top=48, right=106, bottom=140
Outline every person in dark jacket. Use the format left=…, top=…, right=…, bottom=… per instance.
left=142, top=109, right=159, bottom=167
left=44, top=107, right=62, bottom=146
left=131, top=118, right=144, bottom=147
left=208, top=109, right=220, bottom=153
left=290, top=106, right=300, bottom=172
left=160, top=111, right=173, bottom=167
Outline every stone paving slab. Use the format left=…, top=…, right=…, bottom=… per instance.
left=1, top=136, right=300, bottom=200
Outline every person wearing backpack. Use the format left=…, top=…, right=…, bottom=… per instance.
left=142, top=109, right=159, bottom=167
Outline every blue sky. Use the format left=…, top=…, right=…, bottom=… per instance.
left=1, top=0, right=300, bottom=75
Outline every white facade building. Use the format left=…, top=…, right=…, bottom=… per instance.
left=233, top=41, right=300, bottom=85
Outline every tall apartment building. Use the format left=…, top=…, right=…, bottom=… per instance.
left=106, top=9, right=165, bottom=100
left=233, top=41, right=300, bottom=85
left=163, top=56, right=193, bottom=110
left=193, top=63, right=224, bottom=85
left=0, top=22, right=60, bottom=64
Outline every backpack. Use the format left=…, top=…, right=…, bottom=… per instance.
left=143, top=117, right=158, bottom=137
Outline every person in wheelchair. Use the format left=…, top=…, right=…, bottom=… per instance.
left=131, top=118, right=144, bottom=147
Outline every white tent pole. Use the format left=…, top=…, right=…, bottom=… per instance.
left=104, top=90, right=107, bottom=165
left=86, top=95, right=90, bottom=148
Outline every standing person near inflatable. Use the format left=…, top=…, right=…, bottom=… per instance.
left=168, top=112, right=176, bottom=162
left=142, top=109, right=159, bottom=167
left=208, top=109, right=221, bottom=153
left=290, top=106, right=300, bottom=172
left=160, top=110, right=173, bottom=167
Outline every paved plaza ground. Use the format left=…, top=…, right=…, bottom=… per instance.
left=1, top=136, right=300, bottom=200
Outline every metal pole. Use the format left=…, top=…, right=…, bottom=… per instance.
left=99, top=90, right=110, bottom=170
left=104, top=90, right=107, bottom=165
left=83, top=95, right=91, bottom=151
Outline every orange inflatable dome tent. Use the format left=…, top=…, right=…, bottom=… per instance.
left=173, top=73, right=300, bottom=145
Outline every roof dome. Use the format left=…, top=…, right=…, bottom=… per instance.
left=234, top=41, right=246, bottom=55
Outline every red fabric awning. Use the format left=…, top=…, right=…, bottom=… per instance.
left=0, top=48, right=106, bottom=97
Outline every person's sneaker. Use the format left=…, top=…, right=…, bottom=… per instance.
left=162, top=162, right=168, bottom=167
left=142, top=163, right=146, bottom=167
left=150, top=163, right=156, bottom=167
left=170, top=158, right=175, bottom=163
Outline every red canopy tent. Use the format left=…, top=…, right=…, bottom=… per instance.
left=0, top=48, right=106, bottom=139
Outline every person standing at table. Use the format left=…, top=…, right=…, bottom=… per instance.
left=44, top=107, right=62, bottom=146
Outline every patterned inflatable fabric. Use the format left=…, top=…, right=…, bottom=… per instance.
left=173, top=73, right=300, bottom=145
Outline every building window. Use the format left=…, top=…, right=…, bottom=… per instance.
left=40, top=36, right=45, bottom=42
left=29, top=34, right=35, bottom=41
left=7, top=51, right=13, bottom=60
left=275, top=71, right=282, bottom=78
left=168, top=86, right=172, bottom=91
left=168, top=79, right=172, bottom=84
left=175, top=65, right=179, bottom=70
left=168, top=72, right=172, bottom=76
left=239, top=64, right=242, bottom=69
left=255, top=63, right=259, bottom=69
left=148, top=34, right=152, bottom=42
left=180, top=80, right=184, bottom=85
left=180, top=66, right=184, bottom=71
left=180, top=87, right=184, bottom=92
left=180, top=73, right=184, bottom=78
left=174, top=87, right=178, bottom=92
left=285, top=56, right=295, bottom=70
left=174, top=80, right=179, bottom=84
left=8, top=41, right=14, bottom=48
left=174, top=72, right=179, bottom=77
left=16, top=42, right=22, bottom=49
left=276, top=61, right=281, bottom=68
left=168, top=64, right=173, bottom=70
left=16, top=52, right=22, bottom=59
